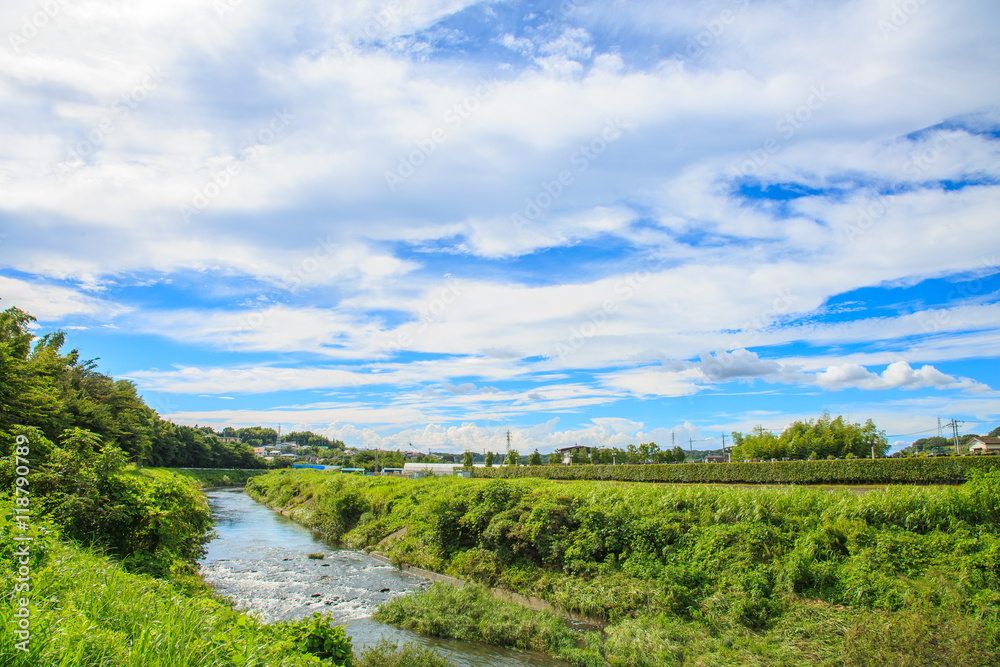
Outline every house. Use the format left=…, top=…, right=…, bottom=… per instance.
left=969, top=437, right=1000, bottom=455
left=252, top=446, right=266, bottom=456
left=217, top=436, right=241, bottom=444
left=557, top=445, right=590, bottom=465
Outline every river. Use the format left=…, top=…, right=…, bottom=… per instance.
left=199, top=489, right=562, bottom=667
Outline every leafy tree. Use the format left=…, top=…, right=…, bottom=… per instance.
left=506, top=449, right=519, bottom=466
left=671, top=445, right=686, bottom=462
left=548, top=451, right=562, bottom=465
left=639, top=442, right=660, bottom=463
left=733, top=414, right=887, bottom=461
left=485, top=451, right=494, bottom=467
left=463, top=451, right=474, bottom=467
left=528, top=449, right=542, bottom=466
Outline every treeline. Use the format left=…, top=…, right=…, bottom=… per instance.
left=0, top=306, right=338, bottom=469
left=479, top=443, right=689, bottom=467
left=731, top=412, right=888, bottom=460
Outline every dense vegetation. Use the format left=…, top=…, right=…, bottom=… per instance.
left=248, top=470, right=1000, bottom=665
left=475, top=455, right=1000, bottom=484
left=731, top=413, right=888, bottom=460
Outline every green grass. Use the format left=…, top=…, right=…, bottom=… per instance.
left=247, top=469, right=1000, bottom=665
left=375, top=582, right=597, bottom=663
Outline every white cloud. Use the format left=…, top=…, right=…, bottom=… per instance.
left=815, top=361, right=963, bottom=391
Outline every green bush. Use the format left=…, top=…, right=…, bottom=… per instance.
left=473, top=456, right=1000, bottom=485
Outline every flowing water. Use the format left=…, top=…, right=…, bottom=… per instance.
left=199, top=489, right=562, bottom=667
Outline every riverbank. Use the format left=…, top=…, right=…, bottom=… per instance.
left=0, top=508, right=449, bottom=666
left=246, top=470, right=1000, bottom=666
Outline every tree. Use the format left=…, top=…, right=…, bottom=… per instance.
left=485, top=451, right=494, bottom=467
left=506, top=449, right=519, bottom=466
left=638, top=442, right=660, bottom=463
left=529, top=449, right=542, bottom=466
left=548, top=451, right=562, bottom=465
left=671, top=445, right=686, bottom=463
left=463, top=451, right=474, bottom=467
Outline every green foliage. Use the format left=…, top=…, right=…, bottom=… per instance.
left=374, top=583, right=597, bottom=663
left=484, top=450, right=494, bottom=467
left=463, top=451, right=474, bottom=467
left=355, top=640, right=452, bottom=667
left=0, top=428, right=214, bottom=577
left=506, top=449, right=519, bottom=466
left=272, top=613, right=353, bottom=665
left=471, top=456, right=1000, bottom=485
left=0, top=306, right=268, bottom=469
left=247, top=469, right=1000, bottom=666
left=529, top=449, right=543, bottom=466
left=733, top=413, right=889, bottom=461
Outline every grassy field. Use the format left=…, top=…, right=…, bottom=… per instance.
left=247, top=469, right=1000, bottom=666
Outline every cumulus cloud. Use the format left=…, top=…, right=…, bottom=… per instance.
left=699, top=349, right=781, bottom=381
left=815, top=361, right=961, bottom=391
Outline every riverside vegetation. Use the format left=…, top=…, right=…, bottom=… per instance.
left=247, top=470, right=1000, bottom=666
left=0, top=427, right=447, bottom=666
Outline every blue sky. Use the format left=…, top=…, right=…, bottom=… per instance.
left=1, top=0, right=999, bottom=453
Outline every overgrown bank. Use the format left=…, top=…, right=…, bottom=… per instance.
left=0, top=505, right=448, bottom=666
left=0, top=428, right=452, bottom=666
left=247, top=470, right=1000, bottom=666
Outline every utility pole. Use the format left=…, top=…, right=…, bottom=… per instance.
left=506, top=430, right=511, bottom=454
left=722, top=434, right=729, bottom=463
left=949, top=419, right=964, bottom=455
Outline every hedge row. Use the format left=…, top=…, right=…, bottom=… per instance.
left=472, top=456, right=1000, bottom=485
